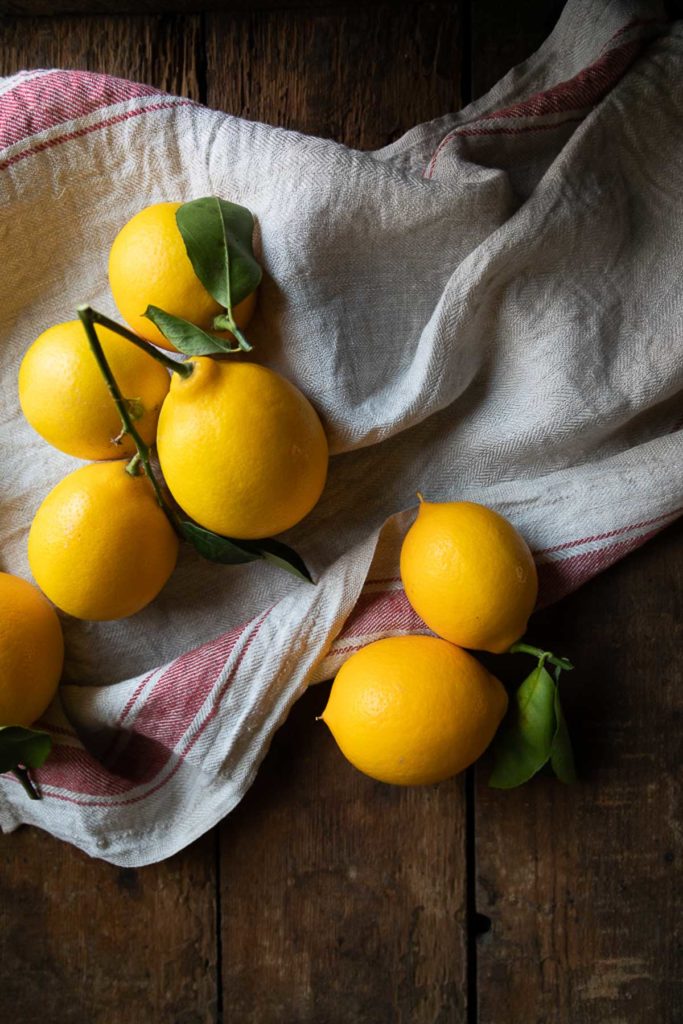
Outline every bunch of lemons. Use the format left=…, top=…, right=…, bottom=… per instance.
left=18, top=201, right=329, bottom=622
left=321, top=499, right=539, bottom=786
left=4, top=197, right=333, bottom=787
left=5, top=195, right=555, bottom=798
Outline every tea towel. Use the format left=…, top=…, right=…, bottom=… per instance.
left=0, top=0, right=681, bottom=865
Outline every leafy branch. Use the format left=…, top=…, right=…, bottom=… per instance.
left=145, top=197, right=261, bottom=355
left=78, top=307, right=312, bottom=582
left=489, top=643, right=577, bottom=789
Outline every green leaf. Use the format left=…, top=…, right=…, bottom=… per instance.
left=176, top=197, right=262, bottom=312
left=179, top=521, right=263, bottom=565
left=250, top=537, right=313, bottom=583
left=0, top=726, right=52, bottom=774
left=549, top=684, right=577, bottom=783
left=179, top=520, right=313, bottom=583
left=488, top=665, right=556, bottom=789
left=144, top=306, right=241, bottom=356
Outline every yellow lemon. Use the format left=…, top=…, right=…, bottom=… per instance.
left=400, top=499, right=538, bottom=654
left=108, top=201, right=257, bottom=351
left=156, top=358, right=328, bottom=539
left=0, top=572, right=64, bottom=726
left=28, top=462, right=179, bottom=621
left=18, top=320, right=170, bottom=460
left=321, top=635, right=508, bottom=785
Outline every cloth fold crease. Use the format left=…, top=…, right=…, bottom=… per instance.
left=0, top=0, right=680, bottom=865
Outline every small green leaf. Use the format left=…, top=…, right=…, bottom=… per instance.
left=250, top=537, right=313, bottom=583
left=179, top=520, right=263, bottom=565
left=0, top=726, right=52, bottom=799
left=144, top=306, right=241, bottom=356
left=489, top=665, right=556, bottom=789
left=176, top=197, right=262, bottom=312
left=0, top=726, right=52, bottom=774
left=549, top=684, right=577, bottom=783
left=180, top=520, right=313, bottom=582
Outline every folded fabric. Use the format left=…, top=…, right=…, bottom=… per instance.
left=0, top=0, right=680, bottom=866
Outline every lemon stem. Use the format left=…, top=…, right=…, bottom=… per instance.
left=125, top=452, right=142, bottom=476
left=77, top=307, right=180, bottom=528
left=77, top=305, right=193, bottom=378
left=509, top=642, right=574, bottom=673
left=12, top=766, right=40, bottom=800
left=212, top=312, right=253, bottom=352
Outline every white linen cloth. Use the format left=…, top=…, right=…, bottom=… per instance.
left=0, top=0, right=680, bottom=865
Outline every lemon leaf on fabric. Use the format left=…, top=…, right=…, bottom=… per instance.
left=0, top=726, right=52, bottom=773
left=253, top=538, right=313, bottom=582
left=179, top=520, right=313, bottom=582
left=0, top=726, right=52, bottom=800
left=176, top=197, right=262, bottom=314
left=143, top=306, right=242, bottom=355
left=179, top=521, right=261, bottom=564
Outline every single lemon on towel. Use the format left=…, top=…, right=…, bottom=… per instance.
left=0, top=572, right=64, bottom=726
left=321, top=635, right=508, bottom=786
left=400, top=499, right=538, bottom=654
left=156, top=358, right=328, bottom=539
left=18, top=320, right=170, bottom=460
left=108, top=201, right=257, bottom=351
left=28, top=461, right=179, bottom=621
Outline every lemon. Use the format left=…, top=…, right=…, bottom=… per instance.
left=0, top=572, right=64, bottom=726
left=108, top=201, right=257, bottom=352
left=321, top=635, right=507, bottom=785
left=18, top=320, right=170, bottom=460
left=156, top=358, right=328, bottom=539
left=400, top=499, right=538, bottom=654
left=28, top=462, right=179, bottom=620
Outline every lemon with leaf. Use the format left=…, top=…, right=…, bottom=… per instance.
left=108, top=200, right=259, bottom=352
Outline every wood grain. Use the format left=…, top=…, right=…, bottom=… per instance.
left=0, top=827, right=217, bottom=1023
left=2, top=0, right=403, bottom=15
left=1, top=3, right=681, bottom=1022
left=469, top=0, right=566, bottom=100
left=469, top=8, right=680, bottom=1020
left=0, top=15, right=215, bottom=1024
left=205, top=2, right=461, bottom=149
left=219, top=683, right=468, bottom=1023
left=211, top=10, right=468, bottom=1019
left=474, top=519, right=683, bottom=1023
left=0, top=14, right=203, bottom=100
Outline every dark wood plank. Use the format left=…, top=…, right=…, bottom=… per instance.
left=470, top=0, right=567, bottom=99
left=219, top=684, right=468, bottom=1023
left=211, top=10, right=467, bottom=1018
left=0, top=827, right=218, bottom=1022
left=0, top=13, right=203, bottom=99
left=475, top=518, right=683, bottom=1023
left=2, top=0, right=404, bottom=16
left=205, top=2, right=462, bottom=149
left=470, top=4, right=680, bottom=1018
left=0, top=15, right=216, bottom=1024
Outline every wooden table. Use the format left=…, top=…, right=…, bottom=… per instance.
left=1, top=3, right=680, bottom=1021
